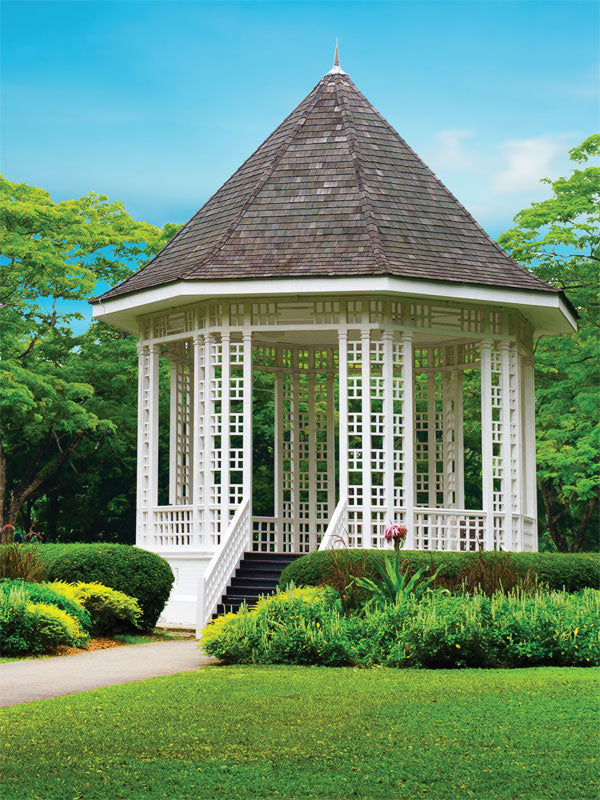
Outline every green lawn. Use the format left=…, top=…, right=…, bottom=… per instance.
left=1, top=666, right=597, bottom=800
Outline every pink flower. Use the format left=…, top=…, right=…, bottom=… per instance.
left=384, top=521, right=407, bottom=543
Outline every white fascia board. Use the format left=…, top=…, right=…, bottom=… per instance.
left=92, top=276, right=577, bottom=336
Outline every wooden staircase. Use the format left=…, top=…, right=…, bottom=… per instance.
left=214, top=552, right=302, bottom=618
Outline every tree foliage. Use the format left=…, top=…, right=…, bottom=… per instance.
left=0, top=176, right=177, bottom=530
left=498, top=135, right=600, bottom=551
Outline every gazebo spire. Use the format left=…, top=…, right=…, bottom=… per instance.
left=328, top=40, right=345, bottom=74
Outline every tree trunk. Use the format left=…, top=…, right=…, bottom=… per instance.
left=2, top=432, right=86, bottom=532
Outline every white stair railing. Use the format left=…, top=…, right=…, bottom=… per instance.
left=196, top=497, right=251, bottom=637
left=318, top=497, right=348, bottom=551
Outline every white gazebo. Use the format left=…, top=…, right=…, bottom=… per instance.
left=92, top=52, right=576, bottom=629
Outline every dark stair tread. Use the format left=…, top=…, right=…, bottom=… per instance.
left=211, top=550, right=304, bottom=621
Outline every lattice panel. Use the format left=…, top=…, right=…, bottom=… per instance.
left=343, top=333, right=407, bottom=548
left=169, top=358, right=193, bottom=505
left=490, top=347, right=505, bottom=514
left=414, top=367, right=444, bottom=508
left=279, top=347, right=336, bottom=553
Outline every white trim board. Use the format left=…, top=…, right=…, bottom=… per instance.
left=92, top=276, right=577, bottom=337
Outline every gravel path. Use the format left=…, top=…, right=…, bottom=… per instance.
left=0, top=640, right=215, bottom=707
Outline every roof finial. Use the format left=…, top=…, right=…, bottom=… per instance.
left=327, top=39, right=345, bottom=75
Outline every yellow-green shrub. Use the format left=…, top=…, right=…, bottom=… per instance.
left=0, top=586, right=89, bottom=655
left=56, top=582, right=142, bottom=635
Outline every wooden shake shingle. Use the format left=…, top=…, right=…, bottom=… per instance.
left=96, top=68, right=555, bottom=302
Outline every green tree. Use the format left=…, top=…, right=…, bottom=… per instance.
left=0, top=176, right=177, bottom=531
left=498, top=135, right=600, bottom=552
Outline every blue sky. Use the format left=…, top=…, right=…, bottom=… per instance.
left=2, top=0, right=598, bottom=326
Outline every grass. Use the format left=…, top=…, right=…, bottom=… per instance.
left=1, top=666, right=597, bottom=800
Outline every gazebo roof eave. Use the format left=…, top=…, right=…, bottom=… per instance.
left=91, top=273, right=577, bottom=338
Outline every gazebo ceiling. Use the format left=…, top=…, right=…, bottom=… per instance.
left=94, top=56, right=559, bottom=305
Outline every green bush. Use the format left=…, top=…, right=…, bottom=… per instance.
left=0, top=585, right=89, bottom=655
left=2, top=543, right=174, bottom=631
left=49, top=582, right=142, bottom=635
left=202, top=585, right=600, bottom=669
left=202, top=586, right=351, bottom=666
left=0, top=579, right=91, bottom=631
left=279, top=549, right=600, bottom=595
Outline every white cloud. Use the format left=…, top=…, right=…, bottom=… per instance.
left=427, top=129, right=477, bottom=173
left=491, top=136, right=569, bottom=195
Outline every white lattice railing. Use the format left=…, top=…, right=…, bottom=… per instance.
left=413, top=508, right=486, bottom=551
left=152, top=506, right=195, bottom=548
left=252, top=516, right=282, bottom=552
left=318, top=498, right=348, bottom=551
left=196, top=497, right=251, bottom=636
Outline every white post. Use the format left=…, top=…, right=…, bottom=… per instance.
left=192, top=334, right=204, bottom=547
left=168, top=359, right=178, bottom=505
left=426, top=368, right=437, bottom=508
left=274, top=349, right=284, bottom=547
left=291, top=349, right=300, bottom=551
left=136, top=342, right=147, bottom=546
left=338, top=331, right=349, bottom=500
left=307, top=350, right=317, bottom=552
left=203, top=332, right=214, bottom=544
left=383, top=329, right=395, bottom=524
left=522, top=354, right=538, bottom=546
left=148, top=343, right=160, bottom=509
left=480, top=339, right=494, bottom=550
left=510, top=343, right=524, bottom=549
left=401, top=331, right=415, bottom=549
left=360, top=328, right=372, bottom=547
left=326, top=359, right=336, bottom=519
left=455, top=371, right=465, bottom=509
left=499, top=341, right=513, bottom=550
left=242, top=328, right=253, bottom=535
left=220, top=332, right=231, bottom=531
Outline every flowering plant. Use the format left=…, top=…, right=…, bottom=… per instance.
left=384, top=521, right=407, bottom=551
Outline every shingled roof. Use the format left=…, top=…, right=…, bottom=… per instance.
left=96, top=61, right=556, bottom=303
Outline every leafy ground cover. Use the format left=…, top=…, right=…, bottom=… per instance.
left=1, top=666, right=597, bottom=800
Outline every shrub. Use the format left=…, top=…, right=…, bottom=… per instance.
left=0, top=579, right=91, bottom=631
left=5, top=543, right=175, bottom=631
left=202, top=586, right=351, bottom=666
left=202, top=584, right=600, bottom=669
left=0, top=544, right=45, bottom=581
left=280, top=549, right=600, bottom=595
left=0, top=585, right=89, bottom=655
left=49, top=581, right=142, bottom=635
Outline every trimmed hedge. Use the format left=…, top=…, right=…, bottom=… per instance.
left=279, top=549, right=600, bottom=594
left=1, top=544, right=174, bottom=631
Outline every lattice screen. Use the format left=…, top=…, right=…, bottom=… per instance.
left=278, top=346, right=336, bottom=553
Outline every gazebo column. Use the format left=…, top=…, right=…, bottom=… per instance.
left=136, top=342, right=159, bottom=547
left=521, top=354, right=538, bottom=549
left=360, top=328, right=372, bottom=546
left=442, top=367, right=464, bottom=509
left=220, top=333, right=231, bottom=532
left=401, top=331, right=415, bottom=549
left=168, top=349, right=193, bottom=506
left=509, top=343, right=524, bottom=549
left=242, top=330, right=253, bottom=515
left=480, top=339, right=495, bottom=550
left=192, top=333, right=205, bottom=547
left=338, top=329, right=349, bottom=502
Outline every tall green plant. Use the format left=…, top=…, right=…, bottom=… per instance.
left=353, top=552, right=442, bottom=607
